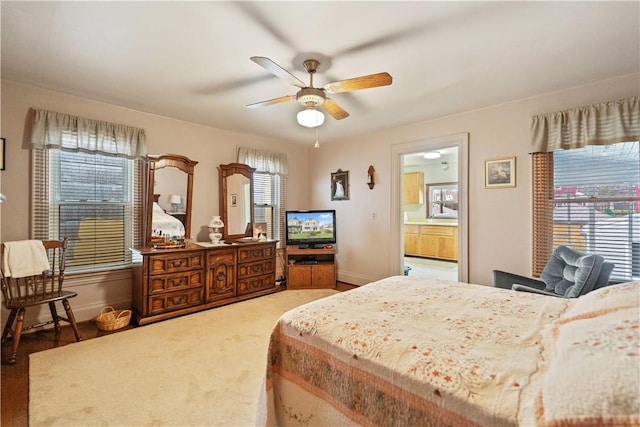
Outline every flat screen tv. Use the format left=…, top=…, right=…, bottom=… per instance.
left=285, top=210, right=336, bottom=248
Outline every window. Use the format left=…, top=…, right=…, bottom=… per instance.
left=33, top=149, right=144, bottom=272
left=30, top=109, right=146, bottom=273
left=253, top=171, right=286, bottom=245
left=533, top=141, right=640, bottom=281
left=237, top=148, right=288, bottom=248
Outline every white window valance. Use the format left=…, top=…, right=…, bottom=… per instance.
left=237, top=147, right=288, bottom=175
left=531, top=96, right=640, bottom=153
left=30, top=109, right=147, bottom=159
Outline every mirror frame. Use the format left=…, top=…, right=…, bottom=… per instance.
left=145, top=154, right=198, bottom=245
left=219, top=163, right=255, bottom=241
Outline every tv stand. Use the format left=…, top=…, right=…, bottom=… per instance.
left=286, top=246, right=336, bottom=289
left=297, top=244, right=326, bottom=249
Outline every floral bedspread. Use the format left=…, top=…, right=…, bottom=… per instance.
left=262, top=276, right=572, bottom=427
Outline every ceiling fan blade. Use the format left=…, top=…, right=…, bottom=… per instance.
left=251, top=56, right=306, bottom=89
left=324, top=72, right=392, bottom=94
left=321, top=99, right=350, bottom=120
left=246, top=95, right=295, bottom=109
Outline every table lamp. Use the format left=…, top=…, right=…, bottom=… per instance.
left=170, top=194, right=181, bottom=212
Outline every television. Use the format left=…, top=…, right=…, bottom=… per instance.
left=285, top=210, right=336, bottom=249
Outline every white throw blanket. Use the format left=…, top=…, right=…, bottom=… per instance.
left=2, top=240, right=51, bottom=278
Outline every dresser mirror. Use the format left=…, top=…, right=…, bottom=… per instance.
left=145, top=154, right=198, bottom=245
left=219, top=163, right=255, bottom=241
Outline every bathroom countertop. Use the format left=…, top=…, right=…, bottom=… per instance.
left=404, top=220, right=458, bottom=226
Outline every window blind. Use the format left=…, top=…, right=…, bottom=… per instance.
left=238, top=147, right=288, bottom=249
left=32, top=149, right=144, bottom=272
left=533, top=141, right=640, bottom=281
left=253, top=172, right=287, bottom=248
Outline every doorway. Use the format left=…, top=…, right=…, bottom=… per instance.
left=390, top=133, right=469, bottom=282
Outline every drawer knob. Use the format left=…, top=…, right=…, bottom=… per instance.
left=170, top=295, right=187, bottom=305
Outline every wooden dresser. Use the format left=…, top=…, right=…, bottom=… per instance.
left=132, top=240, right=277, bottom=325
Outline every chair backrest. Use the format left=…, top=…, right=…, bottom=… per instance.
left=0, top=239, right=67, bottom=305
left=593, top=261, right=615, bottom=289
left=540, top=245, right=605, bottom=298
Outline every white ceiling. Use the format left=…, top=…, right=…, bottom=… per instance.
left=2, top=1, right=638, bottom=146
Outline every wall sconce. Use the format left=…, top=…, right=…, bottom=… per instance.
left=367, top=165, right=375, bottom=189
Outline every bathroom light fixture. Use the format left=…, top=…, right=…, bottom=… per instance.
left=441, top=161, right=449, bottom=170
left=423, top=151, right=441, bottom=160
left=297, top=107, right=325, bottom=128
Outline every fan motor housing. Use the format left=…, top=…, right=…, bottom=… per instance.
left=296, top=87, right=325, bottom=107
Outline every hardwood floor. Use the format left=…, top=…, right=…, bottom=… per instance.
left=1, top=282, right=357, bottom=426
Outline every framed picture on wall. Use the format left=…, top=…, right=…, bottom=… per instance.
left=0, top=137, right=5, bottom=170
left=331, top=169, right=349, bottom=201
left=484, top=157, right=516, bottom=188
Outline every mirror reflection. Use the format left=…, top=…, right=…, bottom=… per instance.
left=427, top=183, right=458, bottom=218
left=145, top=154, right=197, bottom=245
left=225, top=174, right=251, bottom=236
left=219, top=163, right=255, bottom=241
left=155, top=167, right=187, bottom=218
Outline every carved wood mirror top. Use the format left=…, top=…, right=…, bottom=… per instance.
left=145, top=154, right=198, bottom=245
left=219, top=163, right=255, bottom=241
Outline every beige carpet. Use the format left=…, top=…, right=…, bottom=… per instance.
left=29, top=289, right=339, bottom=426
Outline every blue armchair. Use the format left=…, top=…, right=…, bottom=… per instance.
left=493, top=246, right=614, bottom=298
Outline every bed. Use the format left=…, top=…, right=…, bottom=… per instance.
left=151, top=201, right=185, bottom=237
left=262, top=276, right=639, bottom=426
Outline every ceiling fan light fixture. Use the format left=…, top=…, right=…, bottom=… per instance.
left=423, top=151, right=441, bottom=160
left=297, top=108, right=325, bottom=128
left=296, top=88, right=325, bottom=107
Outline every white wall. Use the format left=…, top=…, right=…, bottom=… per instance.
left=1, top=74, right=638, bottom=326
left=0, top=80, right=311, bottom=324
left=308, top=73, right=640, bottom=286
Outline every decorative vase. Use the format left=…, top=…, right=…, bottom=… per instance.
left=208, top=215, right=224, bottom=244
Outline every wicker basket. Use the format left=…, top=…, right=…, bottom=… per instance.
left=95, top=306, right=132, bottom=331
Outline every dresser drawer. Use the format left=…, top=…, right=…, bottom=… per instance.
left=237, top=244, right=275, bottom=263
left=237, top=273, right=275, bottom=295
left=148, top=252, right=204, bottom=275
left=237, top=258, right=275, bottom=279
left=148, top=270, right=204, bottom=295
left=148, top=288, right=203, bottom=315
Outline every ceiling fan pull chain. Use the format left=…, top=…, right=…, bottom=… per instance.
left=314, top=127, right=320, bottom=148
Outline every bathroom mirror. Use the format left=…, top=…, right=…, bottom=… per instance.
left=427, top=182, right=458, bottom=218
left=145, top=154, right=198, bottom=245
left=219, top=163, right=255, bottom=241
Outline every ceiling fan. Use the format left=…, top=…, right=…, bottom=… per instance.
left=246, top=56, right=392, bottom=127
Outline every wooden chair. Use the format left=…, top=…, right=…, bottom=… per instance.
left=1, top=239, right=82, bottom=364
